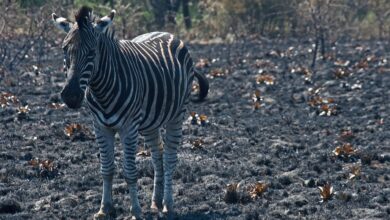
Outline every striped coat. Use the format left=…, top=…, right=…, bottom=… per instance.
left=53, top=6, right=208, bottom=219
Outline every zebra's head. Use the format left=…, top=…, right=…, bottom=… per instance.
left=52, top=6, right=115, bottom=109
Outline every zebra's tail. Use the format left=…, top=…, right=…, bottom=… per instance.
left=192, top=69, right=209, bottom=102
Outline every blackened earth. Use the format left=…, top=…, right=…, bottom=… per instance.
left=1, top=38, right=389, bottom=219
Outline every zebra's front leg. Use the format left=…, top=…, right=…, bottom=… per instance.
left=144, top=130, right=164, bottom=212
left=162, top=117, right=183, bottom=214
left=120, top=126, right=142, bottom=219
left=94, top=126, right=116, bottom=220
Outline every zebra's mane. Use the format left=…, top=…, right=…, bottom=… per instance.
left=62, top=22, right=117, bottom=49
left=101, top=26, right=116, bottom=40
left=75, top=6, right=92, bottom=22
left=62, top=25, right=79, bottom=48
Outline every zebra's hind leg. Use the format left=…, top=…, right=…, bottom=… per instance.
left=120, top=125, right=142, bottom=219
left=93, top=126, right=116, bottom=220
left=144, top=129, right=164, bottom=212
left=162, top=113, right=184, bottom=214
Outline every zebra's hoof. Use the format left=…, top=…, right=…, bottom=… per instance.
left=162, top=199, right=174, bottom=214
left=94, top=210, right=114, bottom=220
left=130, top=214, right=141, bottom=220
left=94, top=211, right=108, bottom=220
left=130, top=207, right=142, bottom=220
left=94, top=204, right=116, bottom=220
left=162, top=204, right=173, bottom=214
left=150, top=201, right=159, bottom=213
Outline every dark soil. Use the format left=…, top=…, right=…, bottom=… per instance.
left=1, top=38, right=389, bottom=220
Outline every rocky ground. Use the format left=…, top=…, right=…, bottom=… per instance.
left=0, top=38, right=389, bottom=219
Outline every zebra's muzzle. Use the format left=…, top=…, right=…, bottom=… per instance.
left=61, top=85, right=84, bottom=109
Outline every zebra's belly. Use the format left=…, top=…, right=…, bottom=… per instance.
left=86, top=83, right=189, bottom=132
left=137, top=64, right=191, bottom=131
left=138, top=88, right=187, bottom=132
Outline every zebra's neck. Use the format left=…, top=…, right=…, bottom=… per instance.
left=86, top=34, right=142, bottom=127
left=89, top=34, right=119, bottom=102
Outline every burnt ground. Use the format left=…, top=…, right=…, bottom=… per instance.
left=0, top=38, right=389, bottom=220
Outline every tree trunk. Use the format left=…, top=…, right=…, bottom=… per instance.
left=182, top=0, right=191, bottom=29
left=311, top=35, right=319, bottom=70
left=320, top=28, right=326, bottom=59
left=150, top=0, right=171, bottom=29
left=104, top=0, right=114, bottom=8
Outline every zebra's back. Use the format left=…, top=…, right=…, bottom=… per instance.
left=119, top=32, right=193, bottom=131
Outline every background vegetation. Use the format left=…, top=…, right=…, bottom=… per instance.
left=0, top=2, right=389, bottom=219
left=0, top=0, right=389, bottom=72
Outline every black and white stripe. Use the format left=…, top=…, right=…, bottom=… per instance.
left=88, top=31, right=196, bottom=218
left=55, top=6, right=208, bottom=219
left=86, top=32, right=193, bottom=131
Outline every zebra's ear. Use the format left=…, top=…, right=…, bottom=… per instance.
left=94, top=10, right=116, bottom=33
left=52, top=13, right=72, bottom=33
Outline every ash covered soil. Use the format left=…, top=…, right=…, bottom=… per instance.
left=1, top=38, right=390, bottom=220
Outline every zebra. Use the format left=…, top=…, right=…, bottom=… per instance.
left=52, top=6, right=208, bottom=219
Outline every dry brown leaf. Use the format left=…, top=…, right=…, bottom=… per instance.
left=190, top=111, right=199, bottom=125
left=349, top=164, right=361, bottom=180
left=192, top=83, right=199, bottom=93
left=334, top=68, right=350, bottom=78
left=308, top=96, right=323, bottom=107
left=334, top=60, right=350, bottom=67
left=333, top=143, right=356, bottom=157
left=252, top=90, right=263, bottom=110
left=189, top=112, right=208, bottom=126
left=356, top=59, right=369, bottom=69
left=249, top=182, right=268, bottom=199
left=136, top=150, right=151, bottom=157
left=252, top=90, right=262, bottom=102
left=319, top=104, right=337, bottom=116
left=199, top=114, right=209, bottom=126
left=308, top=95, right=337, bottom=116
left=28, top=158, right=39, bottom=167
left=208, top=68, right=228, bottom=78
left=18, top=105, right=31, bottom=114
left=253, top=102, right=261, bottom=110
left=333, top=147, right=342, bottom=156
left=290, top=66, right=311, bottom=76
left=64, top=123, right=82, bottom=137
left=254, top=59, right=274, bottom=68
left=308, top=96, right=334, bottom=107
left=40, top=160, right=55, bottom=172
left=319, top=182, right=333, bottom=202
left=325, top=98, right=335, bottom=103
left=256, top=74, right=275, bottom=85
left=195, top=58, right=210, bottom=69
left=28, top=158, right=58, bottom=178
left=0, top=92, right=19, bottom=108
left=191, top=139, right=204, bottom=149
left=48, top=103, right=65, bottom=109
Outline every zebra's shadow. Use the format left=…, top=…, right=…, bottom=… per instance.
left=143, top=211, right=226, bottom=220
